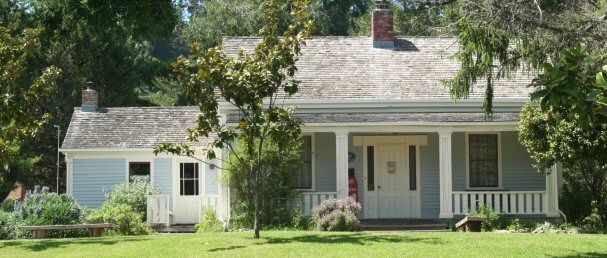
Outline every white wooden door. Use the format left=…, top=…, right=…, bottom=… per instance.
left=173, top=162, right=201, bottom=224
left=377, top=145, right=409, bottom=218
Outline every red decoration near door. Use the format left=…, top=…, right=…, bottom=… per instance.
left=348, top=169, right=359, bottom=202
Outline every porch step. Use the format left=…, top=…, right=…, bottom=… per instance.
left=361, top=219, right=451, bottom=231
left=154, top=225, right=196, bottom=233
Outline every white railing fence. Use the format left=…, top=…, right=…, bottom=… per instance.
left=452, top=191, right=547, bottom=215
left=201, top=195, right=219, bottom=211
left=147, top=195, right=170, bottom=227
left=299, top=192, right=338, bottom=216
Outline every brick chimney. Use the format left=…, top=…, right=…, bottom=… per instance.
left=82, top=87, right=98, bottom=112
left=372, top=0, right=395, bottom=48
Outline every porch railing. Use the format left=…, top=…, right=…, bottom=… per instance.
left=300, top=192, right=338, bottom=216
left=452, top=191, right=547, bottom=215
left=201, top=195, right=219, bottom=211
left=147, top=195, right=170, bottom=227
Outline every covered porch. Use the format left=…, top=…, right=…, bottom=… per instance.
left=297, top=119, right=560, bottom=220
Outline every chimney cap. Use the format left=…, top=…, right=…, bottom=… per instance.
left=375, top=0, right=390, bottom=9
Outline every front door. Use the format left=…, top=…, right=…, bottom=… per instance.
left=365, top=143, right=421, bottom=219
left=377, top=145, right=409, bottom=218
left=173, top=162, right=201, bottom=224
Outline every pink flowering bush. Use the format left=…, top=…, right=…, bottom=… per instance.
left=311, top=198, right=361, bottom=231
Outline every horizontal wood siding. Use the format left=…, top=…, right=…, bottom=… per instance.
left=153, top=158, right=172, bottom=209
left=501, top=131, right=545, bottom=191
left=205, top=159, right=219, bottom=195
left=451, top=131, right=545, bottom=191
left=420, top=133, right=440, bottom=218
left=314, top=132, right=336, bottom=192
left=73, top=158, right=126, bottom=208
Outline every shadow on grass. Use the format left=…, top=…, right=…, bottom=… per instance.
left=550, top=252, right=607, bottom=258
left=263, top=233, right=445, bottom=246
left=0, top=237, right=146, bottom=252
left=208, top=245, right=246, bottom=252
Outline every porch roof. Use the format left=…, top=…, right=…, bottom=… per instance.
left=226, top=112, right=519, bottom=124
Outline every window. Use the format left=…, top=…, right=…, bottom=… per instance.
left=180, top=163, right=199, bottom=196
left=468, top=134, right=499, bottom=188
left=129, top=162, right=150, bottom=182
left=367, top=146, right=375, bottom=191
left=296, top=135, right=313, bottom=189
left=409, top=146, right=417, bottom=191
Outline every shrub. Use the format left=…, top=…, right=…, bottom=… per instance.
left=582, top=201, right=605, bottom=232
left=195, top=206, right=223, bottom=233
left=312, top=198, right=361, bottom=231
left=506, top=218, right=524, bottom=231
left=14, top=186, right=86, bottom=238
left=104, top=179, right=158, bottom=218
left=0, top=211, right=20, bottom=240
left=468, top=205, right=502, bottom=232
left=1, top=196, right=18, bottom=212
left=87, top=203, right=149, bottom=235
left=290, top=208, right=312, bottom=230
left=560, top=173, right=594, bottom=225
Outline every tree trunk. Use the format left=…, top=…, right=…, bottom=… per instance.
left=253, top=191, right=260, bottom=239
left=0, top=190, right=10, bottom=202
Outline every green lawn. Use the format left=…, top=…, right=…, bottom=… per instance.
left=1, top=231, right=606, bottom=258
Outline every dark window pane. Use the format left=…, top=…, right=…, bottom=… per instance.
left=180, top=163, right=199, bottom=196
left=129, top=162, right=150, bottom=182
left=409, top=146, right=417, bottom=191
left=367, top=146, right=375, bottom=191
left=296, top=136, right=313, bottom=189
left=469, top=134, right=499, bottom=187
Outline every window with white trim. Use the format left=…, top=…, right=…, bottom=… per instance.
left=295, top=135, right=313, bottom=189
left=129, top=162, right=150, bottom=182
left=468, top=134, right=499, bottom=188
left=180, top=162, right=199, bottom=196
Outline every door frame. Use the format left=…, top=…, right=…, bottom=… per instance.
left=172, top=157, right=205, bottom=224
left=354, top=135, right=427, bottom=219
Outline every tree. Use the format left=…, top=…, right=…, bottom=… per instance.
left=434, top=0, right=607, bottom=116
left=156, top=0, right=313, bottom=239
left=519, top=46, right=607, bottom=227
left=0, top=0, right=181, bottom=191
left=0, top=26, right=61, bottom=200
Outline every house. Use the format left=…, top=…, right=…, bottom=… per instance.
left=61, top=2, right=562, bottom=225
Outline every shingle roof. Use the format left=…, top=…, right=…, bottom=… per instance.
left=226, top=112, right=519, bottom=124
left=222, top=36, right=534, bottom=100
left=62, top=107, right=212, bottom=149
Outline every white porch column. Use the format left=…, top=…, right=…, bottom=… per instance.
left=546, top=163, right=560, bottom=217
left=335, top=131, right=349, bottom=199
left=65, top=154, right=73, bottom=195
left=438, top=131, right=453, bottom=218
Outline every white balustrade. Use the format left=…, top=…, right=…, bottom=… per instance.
left=300, top=192, right=338, bottom=216
left=452, top=191, right=547, bottom=215
left=147, top=195, right=170, bottom=227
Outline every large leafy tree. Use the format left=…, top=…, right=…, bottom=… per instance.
left=432, top=0, right=607, bottom=116
left=0, top=26, right=61, bottom=200
left=156, top=0, right=313, bottom=239
left=1, top=0, right=180, bottom=191
left=519, top=46, right=607, bottom=227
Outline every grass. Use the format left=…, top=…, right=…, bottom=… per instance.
left=1, top=231, right=606, bottom=257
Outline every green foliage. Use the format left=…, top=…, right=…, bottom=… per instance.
left=290, top=208, right=312, bottom=230
left=560, top=172, right=594, bottom=225
left=156, top=0, right=313, bottom=239
left=312, top=198, right=361, bottom=232
left=0, top=25, right=60, bottom=198
left=87, top=203, right=149, bottom=236
left=104, top=179, right=158, bottom=218
left=14, top=186, right=87, bottom=238
left=442, top=0, right=607, bottom=116
left=506, top=218, right=524, bottom=231
left=468, top=205, right=502, bottom=232
left=582, top=201, right=606, bottom=232
left=520, top=88, right=607, bottom=228
left=0, top=211, right=20, bottom=240
left=195, top=206, right=223, bottom=233
left=226, top=139, right=303, bottom=229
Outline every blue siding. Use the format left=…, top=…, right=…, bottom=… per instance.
left=72, top=159, right=126, bottom=208
left=421, top=133, right=440, bottom=218
left=451, top=131, right=545, bottom=191
left=314, top=132, right=336, bottom=192
left=205, top=159, right=220, bottom=195
left=153, top=158, right=172, bottom=209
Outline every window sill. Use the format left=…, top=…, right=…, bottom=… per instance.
left=295, top=188, right=315, bottom=192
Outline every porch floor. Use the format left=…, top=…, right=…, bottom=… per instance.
left=361, top=219, right=451, bottom=231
